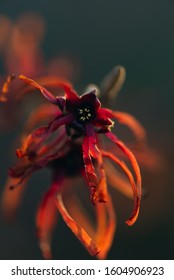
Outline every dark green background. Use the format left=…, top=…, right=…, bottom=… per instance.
left=0, top=0, right=174, bottom=259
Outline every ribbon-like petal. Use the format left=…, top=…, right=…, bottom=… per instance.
left=56, top=192, right=100, bottom=256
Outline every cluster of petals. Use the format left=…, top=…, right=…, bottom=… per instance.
left=0, top=72, right=143, bottom=259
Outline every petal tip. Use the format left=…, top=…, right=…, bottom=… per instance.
left=125, top=220, right=134, bottom=226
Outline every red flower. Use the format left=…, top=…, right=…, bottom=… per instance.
left=1, top=73, right=142, bottom=259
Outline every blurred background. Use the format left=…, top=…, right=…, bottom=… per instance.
left=0, top=0, right=174, bottom=260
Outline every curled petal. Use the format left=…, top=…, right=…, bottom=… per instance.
left=65, top=187, right=116, bottom=259
left=19, top=75, right=74, bottom=95
left=35, top=150, right=62, bottom=167
left=16, top=126, right=49, bottom=158
left=36, top=178, right=61, bottom=259
left=97, top=108, right=146, bottom=143
left=2, top=75, right=74, bottom=101
left=128, top=144, right=166, bottom=173
left=104, top=159, right=133, bottom=199
left=17, top=114, right=73, bottom=158
left=105, top=132, right=142, bottom=225
left=19, top=75, right=58, bottom=104
left=9, top=150, right=62, bottom=190
left=48, top=114, right=74, bottom=132
left=56, top=192, right=100, bottom=256
left=102, top=150, right=140, bottom=226
left=37, top=129, right=66, bottom=157
left=35, top=76, right=73, bottom=88
left=95, top=195, right=116, bottom=259
left=18, top=75, right=79, bottom=104
left=112, top=111, right=146, bottom=143
left=106, top=132, right=141, bottom=196
left=64, top=188, right=96, bottom=238
left=9, top=157, right=32, bottom=178
left=23, top=103, right=61, bottom=134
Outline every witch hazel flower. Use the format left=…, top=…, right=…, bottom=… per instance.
left=1, top=72, right=143, bottom=259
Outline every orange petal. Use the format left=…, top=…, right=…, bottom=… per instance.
left=16, top=126, right=48, bottom=158
left=112, top=111, right=146, bottom=143
left=64, top=189, right=96, bottom=239
left=24, top=103, right=60, bottom=134
left=56, top=192, right=100, bottom=256
left=65, top=189, right=116, bottom=259
left=19, top=75, right=58, bottom=104
left=0, top=74, right=15, bottom=102
left=95, top=195, right=116, bottom=259
left=36, top=188, right=58, bottom=259
left=60, top=179, right=116, bottom=259
left=1, top=176, right=27, bottom=220
left=15, top=75, right=74, bottom=100
left=18, top=114, right=73, bottom=158
left=104, top=159, right=133, bottom=199
left=19, top=74, right=79, bottom=103
left=106, top=132, right=142, bottom=198
left=37, top=128, right=66, bottom=157
left=99, top=108, right=146, bottom=143
left=128, top=144, right=166, bottom=173
left=102, top=147, right=141, bottom=226
left=35, top=75, right=79, bottom=102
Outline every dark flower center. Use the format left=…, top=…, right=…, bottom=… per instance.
left=76, top=105, right=95, bottom=124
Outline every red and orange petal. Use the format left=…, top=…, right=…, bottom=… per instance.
left=95, top=195, right=116, bottom=260
left=111, top=110, right=146, bottom=143
left=18, top=75, right=59, bottom=104
left=1, top=176, right=27, bottom=220
left=8, top=75, right=72, bottom=101
left=64, top=188, right=116, bottom=260
left=104, top=159, right=134, bottom=199
left=82, top=136, right=98, bottom=204
left=86, top=123, right=108, bottom=202
left=106, top=132, right=142, bottom=199
left=56, top=192, right=100, bottom=256
left=0, top=74, right=16, bottom=102
left=17, top=114, right=73, bottom=159
left=8, top=150, right=62, bottom=192
left=102, top=150, right=140, bottom=226
left=23, top=103, right=61, bottom=134
left=16, top=126, right=48, bottom=158
left=36, top=189, right=58, bottom=259
left=64, top=187, right=96, bottom=239
left=18, top=74, right=81, bottom=107
left=37, top=129, right=66, bottom=158
left=93, top=116, right=113, bottom=127
left=104, top=130, right=142, bottom=225
left=97, top=108, right=146, bottom=143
